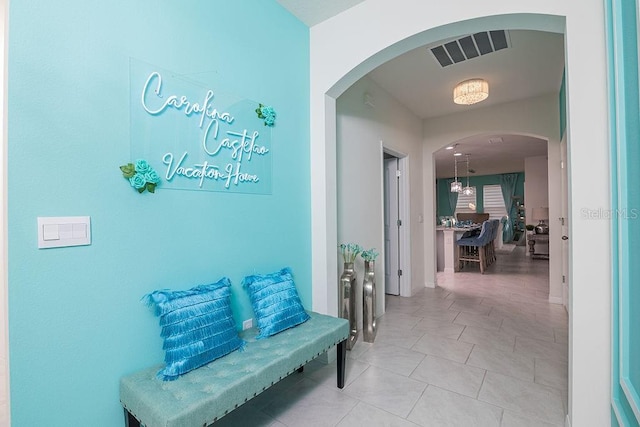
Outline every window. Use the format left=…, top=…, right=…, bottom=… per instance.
left=483, top=185, right=508, bottom=219
left=454, top=187, right=477, bottom=214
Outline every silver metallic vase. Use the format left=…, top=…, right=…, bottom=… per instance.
left=340, top=262, right=358, bottom=350
left=363, top=260, right=377, bottom=343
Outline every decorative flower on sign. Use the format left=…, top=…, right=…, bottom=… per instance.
left=120, top=159, right=161, bottom=194
left=361, top=248, right=379, bottom=262
left=255, top=103, right=276, bottom=127
left=339, top=243, right=362, bottom=263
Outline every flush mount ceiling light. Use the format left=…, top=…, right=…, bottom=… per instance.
left=453, top=78, right=489, bottom=105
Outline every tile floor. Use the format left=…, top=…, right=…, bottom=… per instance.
left=214, top=246, right=568, bottom=426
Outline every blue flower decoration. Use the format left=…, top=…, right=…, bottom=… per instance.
left=120, top=159, right=161, bottom=194
left=361, top=248, right=379, bottom=262
left=255, top=103, right=276, bottom=127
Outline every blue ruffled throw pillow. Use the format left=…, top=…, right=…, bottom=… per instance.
left=242, top=267, right=310, bottom=339
left=142, top=277, right=245, bottom=381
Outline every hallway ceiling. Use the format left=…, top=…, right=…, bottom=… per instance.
left=277, top=1, right=564, bottom=178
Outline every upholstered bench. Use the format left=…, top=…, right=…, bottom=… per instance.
left=120, top=311, right=349, bottom=427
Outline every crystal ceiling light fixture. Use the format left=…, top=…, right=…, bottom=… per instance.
left=462, top=155, right=475, bottom=196
left=453, top=78, right=489, bottom=105
left=450, top=146, right=463, bottom=193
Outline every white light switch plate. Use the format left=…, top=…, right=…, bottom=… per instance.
left=37, top=216, right=91, bottom=249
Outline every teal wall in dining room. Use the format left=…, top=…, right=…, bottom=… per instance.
left=7, top=1, right=309, bottom=425
left=436, top=172, right=525, bottom=218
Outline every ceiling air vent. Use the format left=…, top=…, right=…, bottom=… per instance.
left=430, top=30, right=510, bottom=67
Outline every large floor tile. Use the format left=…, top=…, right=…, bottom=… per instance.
left=458, top=325, right=516, bottom=353
left=454, top=311, right=503, bottom=331
left=412, top=333, right=474, bottom=363
left=373, top=326, right=425, bottom=349
left=553, top=327, right=568, bottom=344
left=357, top=344, right=425, bottom=377
left=412, top=298, right=454, bottom=311
left=347, top=340, right=374, bottom=359
left=410, top=355, right=486, bottom=398
left=449, top=299, right=493, bottom=316
left=412, top=318, right=465, bottom=340
left=411, top=306, right=460, bottom=323
left=230, top=246, right=567, bottom=427
left=500, top=319, right=556, bottom=343
left=534, top=358, right=568, bottom=392
left=262, top=378, right=358, bottom=427
left=305, top=357, right=370, bottom=389
left=501, top=410, right=563, bottom=427
left=478, top=371, right=565, bottom=425
left=343, top=366, right=427, bottom=418
left=466, top=346, right=534, bottom=382
left=514, top=336, right=568, bottom=362
left=407, top=386, right=503, bottom=427
left=337, top=401, right=421, bottom=427
left=377, top=312, right=423, bottom=330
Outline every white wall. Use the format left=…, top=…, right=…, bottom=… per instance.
left=525, top=155, right=550, bottom=220
left=524, top=153, right=563, bottom=304
left=525, top=156, right=549, bottom=257
left=546, top=142, right=563, bottom=304
left=309, top=3, right=611, bottom=425
left=337, top=76, right=424, bottom=325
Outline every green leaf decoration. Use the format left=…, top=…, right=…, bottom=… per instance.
left=147, top=182, right=156, bottom=193
left=120, top=163, right=135, bottom=179
left=137, top=187, right=145, bottom=194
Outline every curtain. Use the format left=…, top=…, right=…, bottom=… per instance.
left=499, top=173, right=518, bottom=243
left=446, top=179, right=459, bottom=217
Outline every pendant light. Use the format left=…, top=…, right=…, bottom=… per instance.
left=462, top=155, right=474, bottom=196
left=450, top=147, right=462, bottom=193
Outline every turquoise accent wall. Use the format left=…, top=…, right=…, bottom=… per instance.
left=435, top=172, right=525, bottom=218
left=8, top=1, right=310, bottom=425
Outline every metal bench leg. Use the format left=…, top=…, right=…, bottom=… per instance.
left=124, top=409, right=141, bottom=427
left=337, top=339, right=347, bottom=389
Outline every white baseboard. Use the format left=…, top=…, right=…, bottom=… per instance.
left=425, top=280, right=436, bottom=289
left=549, top=296, right=563, bottom=305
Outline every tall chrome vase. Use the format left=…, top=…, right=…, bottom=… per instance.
left=363, top=260, right=377, bottom=343
left=339, top=262, right=358, bottom=350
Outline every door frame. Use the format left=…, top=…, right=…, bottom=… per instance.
left=383, top=146, right=412, bottom=298
left=560, top=133, right=569, bottom=309
left=606, top=0, right=640, bottom=423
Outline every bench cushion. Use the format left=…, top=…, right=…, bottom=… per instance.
left=120, top=311, right=349, bottom=427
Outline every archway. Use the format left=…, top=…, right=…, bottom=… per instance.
left=309, top=5, right=611, bottom=426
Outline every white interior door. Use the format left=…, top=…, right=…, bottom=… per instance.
left=384, top=157, right=400, bottom=295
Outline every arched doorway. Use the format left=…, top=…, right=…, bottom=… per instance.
left=310, top=5, right=610, bottom=426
